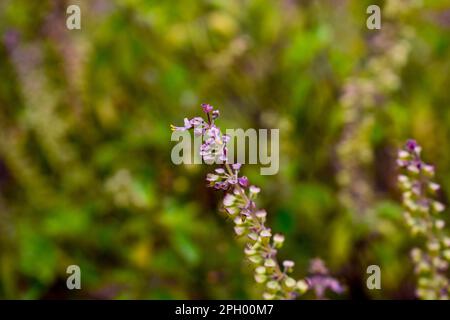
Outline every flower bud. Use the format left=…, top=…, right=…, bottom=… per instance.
left=232, top=163, right=241, bottom=171
left=201, top=103, right=213, bottom=113
left=410, top=248, right=422, bottom=262
left=255, top=266, right=266, bottom=274
left=248, top=255, right=263, bottom=264
left=225, top=207, right=237, bottom=216
left=264, top=258, right=276, bottom=272
left=234, top=226, right=245, bottom=236
left=422, top=164, right=435, bottom=177
left=248, top=232, right=258, bottom=242
left=428, top=182, right=440, bottom=193
left=234, top=216, right=244, bottom=225
left=255, top=210, right=267, bottom=223
left=266, top=280, right=281, bottom=293
left=262, top=292, right=275, bottom=300
left=416, top=261, right=430, bottom=273
left=296, top=280, right=309, bottom=294
left=432, top=201, right=445, bottom=213
left=398, top=175, right=411, bottom=190
left=435, top=220, right=445, bottom=229
left=244, top=247, right=256, bottom=256
left=254, top=274, right=267, bottom=283
left=251, top=241, right=262, bottom=250
left=407, top=165, right=419, bottom=174
left=283, top=277, right=296, bottom=290
left=283, top=260, right=295, bottom=273
left=206, top=174, right=219, bottom=182
left=443, top=237, right=450, bottom=247
left=273, top=234, right=285, bottom=249
left=427, top=241, right=440, bottom=252
left=238, top=176, right=249, bottom=187
left=398, top=150, right=409, bottom=160
left=260, top=229, right=272, bottom=245
left=249, top=185, right=261, bottom=194
left=223, top=194, right=236, bottom=207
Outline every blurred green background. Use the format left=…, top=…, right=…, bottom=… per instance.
left=1, top=0, right=450, bottom=299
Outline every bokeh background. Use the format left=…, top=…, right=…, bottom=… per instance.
left=1, top=0, right=450, bottom=299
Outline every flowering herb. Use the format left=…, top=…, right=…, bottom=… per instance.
left=171, top=104, right=309, bottom=299
left=397, top=139, right=450, bottom=299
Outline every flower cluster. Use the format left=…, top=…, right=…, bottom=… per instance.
left=306, top=258, right=345, bottom=300
left=221, top=179, right=309, bottom=299
left=397, top=139, right=450, bottom=299
left=171, top=104, right=227, bottom=163
left=207, top=163, right=249, bottom=190
left=171, top=104, right=310, bottom=299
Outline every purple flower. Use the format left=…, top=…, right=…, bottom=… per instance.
left=306, top=258, right=344, bottom=299
left=232, top=163, right=241, bottom=171
left=215, top=168, right=225, bottom=174
left=206, top=126, right=220, bottom=138
left=202, top=103, right=213, bottom=113
left=190, top=117, right=204, bottom=126
left=306, top=277, right=344, bottom=299
left=309, top=258, right=328, bottom=275
left=238, top=176, right=249, bottom=187
left=406, top=139, right=418, bottom=151
left=212, top=182, right=220, bottom=189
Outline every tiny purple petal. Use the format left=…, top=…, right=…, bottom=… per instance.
left=406, top=139, right=417, bottom=152
left=194, top=127, right=204, bottom=136
left=190, top=117, right=204, bottom=126
left=249, top=185, right=260, bottom=194
left=232, top=163, right=241, bottom=170
left=202, top=103, right=213, bottom=113
left=328, top=279, right=345, bottom=294
left=207, top=126, right=220, bottom=138
left=238, top=176, right=249, bottom=187
left=206, top=173, right=219, bottom=182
